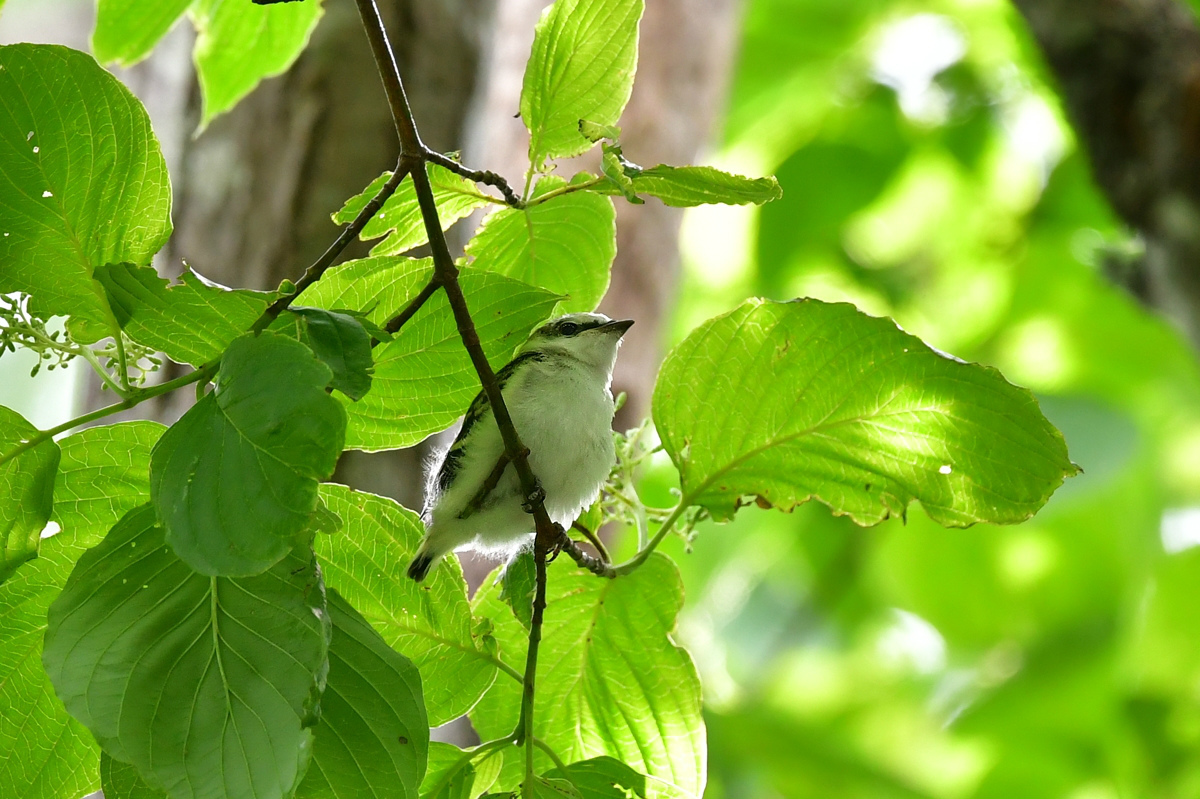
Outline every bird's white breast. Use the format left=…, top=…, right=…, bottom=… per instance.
left=508, top=358, right=616, bottom=523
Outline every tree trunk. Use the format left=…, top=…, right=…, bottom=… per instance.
left=1013, top=0, right=1200, bottom=348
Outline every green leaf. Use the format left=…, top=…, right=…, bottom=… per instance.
left=1, top=421, right=163, bottom=799
left=335, top=165, right=493, bottom=257
left=94, top=264, right=272, bottom=366
left=421, top=744, right=476, bottom=799
left=653, top=298, right=1078, bottom=525
left=0, top=44, right=172, bottom=343
left=420, top=742, right=504, bottom=799
left=472, top=555, right=705, bottom=799
left=191, top=0, right=324, bottom=126
left=546, top=758, right=646, bottom=799
left=272, top=307, right=374, bottom=401
left=43, top=505, right=331, bottom=799
left=579, top=121, right=621, bottom=143
left=296, top=589, right=429, bottom=799
left=499, top=550, right=536, bottom=629
left=0, top=537, right=100, bottom=799
left=529, top=776, right=583, bottom=799
left=102, top=753, right=167, bottom=799
left=0, top=407, right=59, bottom=584
left=521, top=0, right=644, bottom=166
left=151, top=332, right=346, bottom=576
left=298, top=257, right=562, bottom=450
left=315, top=485, right=502, bottom=726
left=52, top=420, right=164, bottom=549
left=626, top=165, right=782, bottom=207
left=467, top=177, right=615, bottom=314
left=93, top=0, right=192, bottom=66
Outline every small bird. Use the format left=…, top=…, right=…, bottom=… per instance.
left=407, top=313, right=633, bottom=581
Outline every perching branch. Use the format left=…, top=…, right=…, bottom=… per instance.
left=354, top=0, right=562, bottom=785
left=557, top=528, right=616, bottom=579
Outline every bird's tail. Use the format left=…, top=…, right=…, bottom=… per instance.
left=407, top=548, right=435, bottom=581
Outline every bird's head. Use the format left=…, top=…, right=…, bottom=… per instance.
left=520, top=313, right=634, bottom=375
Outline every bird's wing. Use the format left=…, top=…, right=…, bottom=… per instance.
left=434, top=350, right=546, bottom=497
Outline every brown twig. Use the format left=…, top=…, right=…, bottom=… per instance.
left=355, top=0, right=561, bottom=761
left=424, top=150, right=523, bottom=208
left=252, top=159, right=413, bottom=334
left=558, top=528, right=616, bottom=579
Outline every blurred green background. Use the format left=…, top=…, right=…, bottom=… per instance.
left=626, top=0, right=1200, bottom=796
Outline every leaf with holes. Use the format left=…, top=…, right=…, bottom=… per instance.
left=467, top=176, right=614, bottom=314
left=94, top=264, right=271, bottom=366
left=296, top=589, right=429, bottom=799
left=297, top=257, right=561, bottom=450
left=522, top=0, right=644, bottom=166
left=0, top=44, right=171, bottom=343
left=471, top=555, right=705, bottom=799
left=627, top=165, right=782, bottom=207
left=335, top=164, right=494, bottom=257
left=0, top=407, right=59, bottom=584
left=151, top=332, right=346, bottom=576
left=43, top=505, right=330, bottom=799
left=314, top=485, right=501, bottom=726
left=654, top=298, right=1078, bottom=525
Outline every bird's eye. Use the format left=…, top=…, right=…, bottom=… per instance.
left=559, top=321, right=581, bottom=336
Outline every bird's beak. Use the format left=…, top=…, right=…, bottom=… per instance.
left=599, top=319, right=634, bottom=337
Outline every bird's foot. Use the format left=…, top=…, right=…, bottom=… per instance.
left=546, top=523, right=567, bottom=563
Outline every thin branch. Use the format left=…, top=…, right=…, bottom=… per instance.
left=251, top=158, right=413, bottom=334
left=354, top=6, right=563, bottom=794
left=524, top=175, right=608, bottom=207
left=612, top=500, right=688, bottom=577
left=425, top=149, right=523, bottom=208
left=0, top=364, right=215, bottom=468
left=571, top=519, right=610, bottom=562
left=383, top=278, right=440, bottom=336
left=532, top=737, right=569, bottom=773
left=558, top=528, right=615, bottom=579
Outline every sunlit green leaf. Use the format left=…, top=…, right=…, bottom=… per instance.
left=472, top=555, right=705, bottom=799
left=626, top=165, right=782, bottom=207
left=191, top=0, right=324, bottom=125
left=0, top=44, right=171, bottom=343
left=52, top=421, right=164, bottom=550
left=420, top=742, right=505, bottom=799
left=1, top=422, right=162, bottom=799
left=94, top=264, right=271, bottom=366
left=0, top=537, right=99, bottom=799
left=93, top=0, right=191, bottom=66
left=151, top=332, right=346, bottom=576
left=467, top=177, right=614, bottom=314
left=335, top=165, right=494, bottom=256
left=296, top=590, right=429, bottom=799
left=43, top=505, right=330, bottom=799
left=546, top=757, right=646, bottom=799
left=315, top=485, right=501, bottom=726
left=0, top=407, right=59, bottom=584
left=654, top=298, right=1077, bottom=525
left=272, top=307, right=374, bottom=401
left=522, top=0, right=644, bottom=166
left=298, top=256, right=561, bottom=450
